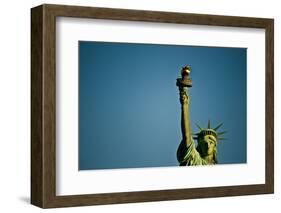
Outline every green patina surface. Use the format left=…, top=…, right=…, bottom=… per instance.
left=176, top=66, right=226, bottom=166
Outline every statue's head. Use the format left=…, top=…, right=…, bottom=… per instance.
left=198, top=131, right=217, bottom=155
left=193, top=121, right=226, bottom=164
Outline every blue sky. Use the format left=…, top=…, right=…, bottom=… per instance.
left=79, top=41, right=247, bottom=170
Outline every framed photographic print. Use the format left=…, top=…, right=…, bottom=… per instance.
left=31, top=4, right=274, bottom=208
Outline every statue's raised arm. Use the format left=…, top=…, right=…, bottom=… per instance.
left=176, top=65, right=226, bottom=166
left=176, top=66, right=193, bottom=146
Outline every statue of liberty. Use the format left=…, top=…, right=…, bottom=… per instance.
left=176, top=66, right=226, bottom=166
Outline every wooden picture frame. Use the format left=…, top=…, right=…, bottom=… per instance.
left=31, top=4, right=274, bottom=208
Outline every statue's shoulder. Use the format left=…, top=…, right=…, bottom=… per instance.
left=177, top=139, right=200, bottom=165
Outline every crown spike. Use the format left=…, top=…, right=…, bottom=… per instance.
left=218, top=131, right=227, bottom=135
left=195, top=123, right=203, bottom=131
left=208, top=119, right=211, bottom=129
left=214, top=123, right=223, bottom=131
left=192, top=133, right=200, bottom=136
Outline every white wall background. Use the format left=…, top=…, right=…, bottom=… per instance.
left=0, top=0, right=279, bottom=212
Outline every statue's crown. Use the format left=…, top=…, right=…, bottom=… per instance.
left=199, top=129, right=218, bottom=139
left=193, top=120, right=227, bottom=141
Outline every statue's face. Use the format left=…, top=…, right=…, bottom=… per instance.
left=198, top=135, right=217, bottom=156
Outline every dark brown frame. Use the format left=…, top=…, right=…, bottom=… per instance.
left=31, top=4, right=274, bottom=208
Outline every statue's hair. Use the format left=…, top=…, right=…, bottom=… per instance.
left=213, top=146, right=218, bottom=164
